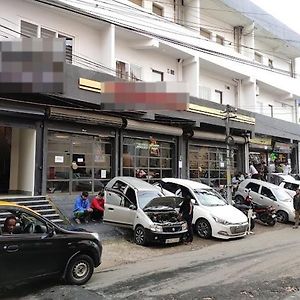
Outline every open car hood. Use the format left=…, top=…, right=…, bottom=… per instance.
left=143, top=196, right=184, bottom=210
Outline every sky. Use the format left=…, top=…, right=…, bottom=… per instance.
left=251, top=0, right=300, bottom=34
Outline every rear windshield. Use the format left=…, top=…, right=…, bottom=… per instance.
left=273, top=188, right=291, bottom=201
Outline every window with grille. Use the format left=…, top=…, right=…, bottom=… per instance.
left=130, top=64, right=142, bottom=81
left=153, top=3, right=163, bottom=16
left=21, top=20, right=38, bottom=37
left=116, top=61, right=129, bottom=80
left=129, top=0, right=143, bottom=6
left=255, top=52, right=262, bottom=63
left=200, top=28, right=211, bottom=40
left=20, top=20, right=73, bottom=64
left=58, top=34, right=73, bottom=64
left=216, top=35, right=224, bottom=45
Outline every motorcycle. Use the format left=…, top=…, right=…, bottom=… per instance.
left=233, top=202, right=256, bottom=230
left=242, top=190, right=277, bottom=226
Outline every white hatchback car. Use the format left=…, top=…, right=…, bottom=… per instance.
left=235, top=179, right=294, bottom=223
left=279, top=180, right=300, bottom=198
left=158, top=178, right=248, bottom=240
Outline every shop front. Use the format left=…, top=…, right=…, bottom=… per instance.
left=188, top=131, right=246, bottom=188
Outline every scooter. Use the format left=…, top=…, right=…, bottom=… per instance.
left=243, top=190, right=277, bottom=226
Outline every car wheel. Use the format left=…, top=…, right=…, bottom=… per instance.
left=66, top=254, right=94, bottom=285
left=234, top=195, right=244, bottom=204
left=276, top=210, right=289, bottom=223
left=134, top=226, right=147, bottom=246
left=195, top=218, right=212, bottom=239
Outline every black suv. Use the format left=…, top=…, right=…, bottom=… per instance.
left=0, top=201, right=102, bottom=287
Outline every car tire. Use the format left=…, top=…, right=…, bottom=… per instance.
left=276, top=210, right=289, bottom=223
left=234, top=195, right=244, bottom=204
left=65, top=254, right=94, bottom=285
left=134, top=226, right=147, bottom=246
left=195, top=218, right=212, bottom=239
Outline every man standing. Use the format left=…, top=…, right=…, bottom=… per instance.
left=73, top=191, right=93, bottom=224
left=293, top=188, right=300, bottom=229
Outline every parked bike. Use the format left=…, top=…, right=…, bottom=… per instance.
left=236, top=189, right=277, bottom=226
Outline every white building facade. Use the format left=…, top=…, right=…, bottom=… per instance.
left=1, top=0, right=300, bottom=196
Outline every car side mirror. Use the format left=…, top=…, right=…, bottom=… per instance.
left=42, top=226, right=55, bottom=239
left=129, top=204, right=137, bottom=210
left=191, top=199, right=198, bottom=205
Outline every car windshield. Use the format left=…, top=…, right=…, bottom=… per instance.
left=273, top=188, right=291, bottom=201
left=137, top=191, right=163, bottom=209
left=194, top=189, right=226, bottom=206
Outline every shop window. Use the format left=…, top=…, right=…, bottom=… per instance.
left=47, top=132, right=112, bottom=194
left=189, top=145, right=237, bottom=188
left=123, top=137, right=174, bottom=182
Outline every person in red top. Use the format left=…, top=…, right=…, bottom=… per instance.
left=91, top=190, right=105, bottom=222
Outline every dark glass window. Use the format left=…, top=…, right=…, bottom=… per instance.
left=245, top=182, right=260, bottom=193
left=47, top=132, right=112, bottom=194
left=261, top=187, right=276, bottom=201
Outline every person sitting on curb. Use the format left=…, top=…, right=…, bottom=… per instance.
left=73, top=191, right=93, bottom=224
left=91, top=190, right=105, bottom=222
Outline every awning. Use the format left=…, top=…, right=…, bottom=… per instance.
left=191, top=130, right=246, bottom=144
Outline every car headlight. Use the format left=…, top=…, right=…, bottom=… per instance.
left=90, top=232, right=100, bottom=241
left=150, top=224, right=163, bottom=232
left=182, top=223, right=188, bottom=230
left=212, top=216, right=230, bottom=225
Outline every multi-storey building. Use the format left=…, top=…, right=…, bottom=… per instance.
left=0, top=0, right=300, bottom=199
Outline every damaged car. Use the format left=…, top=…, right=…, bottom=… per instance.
left=104, top=177, right=188, bottom=246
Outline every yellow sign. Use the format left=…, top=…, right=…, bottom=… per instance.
left=79, top=78, right=102, bottom=93
left=250, top=137, right=272, bottom=146
left=187, top=103, right=255, bottom=125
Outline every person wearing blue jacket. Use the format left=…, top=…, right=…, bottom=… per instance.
left=73, top=191, right=93, bottom=224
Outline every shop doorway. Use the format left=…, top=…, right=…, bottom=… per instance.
left=0, top=127, right=11, bottom=193
left=0, top=126, right=36, bottom=195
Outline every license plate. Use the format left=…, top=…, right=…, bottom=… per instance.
left=165, top=238, right=180, bottom=244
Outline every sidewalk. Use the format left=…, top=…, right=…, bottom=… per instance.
left=50, top=194, right=127, bottom=241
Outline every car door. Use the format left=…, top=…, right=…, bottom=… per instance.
left=244, top=182, right=261, bottom=203
left=104, top=184, right=136, bottom=227
left=259, top=186, right=276, bottom=206
left=0, top=207, right=68, bottom=286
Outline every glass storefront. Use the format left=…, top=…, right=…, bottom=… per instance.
left=122, top=136, right=174, bottom=182
left=189, top=144, right=238, bottom=187
left=47, top=132, right=112, bottom=193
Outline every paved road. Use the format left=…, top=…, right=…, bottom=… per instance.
left=86, top=227, right=300, bottom=299
left=4, top=226, right=300, bottom=299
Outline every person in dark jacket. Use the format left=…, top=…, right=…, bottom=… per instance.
left=91, top=190, right=105, bottom=222
left=293, top=188, right=300, bottom=229
left=179, top=195, right=194, bottom=243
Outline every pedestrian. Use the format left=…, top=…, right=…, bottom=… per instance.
left=249, top=162, right=259, bottom=179
left=73, top=191, right=93, bottom=224
left=293, top=188, right=300, bottom=229
left=179, top=195, right=194, bottom=244
left=91, top=190, right=105, bottom=222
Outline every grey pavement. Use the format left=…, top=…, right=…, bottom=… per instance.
left=50, top=194, right=128, bottom=241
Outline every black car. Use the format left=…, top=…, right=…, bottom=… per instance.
left=0, top=201, right=102, bottom=287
